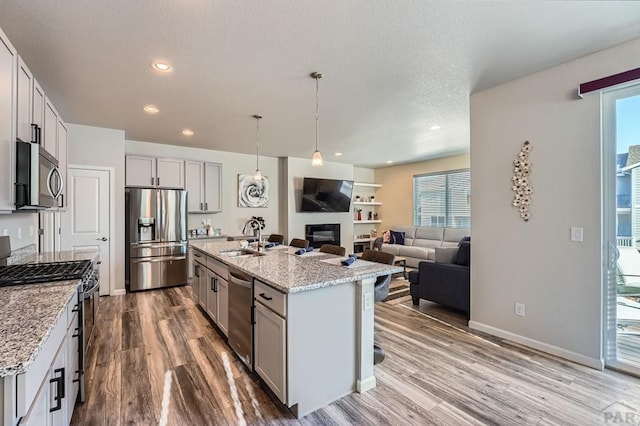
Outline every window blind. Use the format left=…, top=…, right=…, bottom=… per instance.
left=413, top=169, right=470, bottom=228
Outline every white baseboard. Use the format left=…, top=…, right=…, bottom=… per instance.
left=468, top=320, right=604, bottom=370
left=111, top=288, right=126, bottom=296
left=356, top=376, right=376, bottom=393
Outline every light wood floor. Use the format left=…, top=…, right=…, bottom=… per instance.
left=71, top=284, right=640, bottom=425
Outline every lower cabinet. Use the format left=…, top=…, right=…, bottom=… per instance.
left=193, top=253, right=228, bottom=337
left=217, top=276, right=229, bottom=336
left=16, top=289, right=81, bottom=426
left=254, top=301, right=287, bottom=403
left=206, top=268, right=218, bottom=322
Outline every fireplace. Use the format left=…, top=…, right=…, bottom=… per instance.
left=305, top=224, right=340, bottom=249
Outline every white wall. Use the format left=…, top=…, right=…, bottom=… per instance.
left=353, top=167, right=375, bottom=183
left=126, top=140, right=280, bottom=237
left=66, top=124, right=126, bottom=292
left=470, top=37, right=640, bottom=367
left=0, top=212, right=38, bottom=250
left=281, top=157, right=354, bottom=250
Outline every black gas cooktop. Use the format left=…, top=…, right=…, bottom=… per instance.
left=0, top=260, right=92, bottom=287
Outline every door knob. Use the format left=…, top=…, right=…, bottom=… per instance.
left=97, top=237, right=108, bottom=241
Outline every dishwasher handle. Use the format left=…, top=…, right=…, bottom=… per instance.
left=228, top=268, right=252, bottom=289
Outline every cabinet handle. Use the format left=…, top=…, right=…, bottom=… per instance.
left=205, top=202, right=208, bottom=211
left=211, top=277, right=215, bottom=291
left=72, top=303, right=80, bottom=312
left=251, top=305, right=255, bottom=325
left=194, top=265, right=200, bottom=277
left=259, top=292, right=272, bottom=301
left=37, top=126, right=42, bottom=145
left=200, top=202, right=203, bottom=211
left=214, top=277, right=218, bottom=292
left=151, top=177, right=154, bottom=185
left=49, top=367, right=65, bottom=412
left=157, top=177, right=160, bottom=186
left=72, top=327, right=81, bottom=338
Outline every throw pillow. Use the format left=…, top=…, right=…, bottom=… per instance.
left=455, top=241, right=471, bottom=266
left=390, top=230, right=405, bottom=245
left=382, top=230, right=391, bottom=244
left=458, top=236, right=471, bottom=247
left=435, top=247, right=459, bottom=264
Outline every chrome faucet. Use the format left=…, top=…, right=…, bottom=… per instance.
left=242, top=218, right=262, bottom=251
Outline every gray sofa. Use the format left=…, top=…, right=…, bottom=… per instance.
left=379, top=226, right=470, bottom=268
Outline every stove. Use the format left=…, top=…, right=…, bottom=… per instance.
left=0, top=260, right=92, bottom=287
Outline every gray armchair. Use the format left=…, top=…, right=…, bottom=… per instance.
left=408, top=241, right=470, bottom=320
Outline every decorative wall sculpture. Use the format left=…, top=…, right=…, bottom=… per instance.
left=238, top=174, right=269, bottom=208
left=512, top=141, right=532, bottom=221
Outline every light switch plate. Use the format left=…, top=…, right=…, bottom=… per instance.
left=570, top=227, right=583, bottom=242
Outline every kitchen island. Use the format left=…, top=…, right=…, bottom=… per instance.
left=190, top=240, right=402, bottom=418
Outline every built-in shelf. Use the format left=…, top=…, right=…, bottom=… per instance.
left=354, top=237, right=375, bottom=243
left=353, top=182, right=382, bottom=188
left=353, top=220, right=382, bottom=224
left=353, top=201, right=382, bottom=206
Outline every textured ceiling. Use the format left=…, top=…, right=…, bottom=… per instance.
left=1, top=1, right=640, bottom=168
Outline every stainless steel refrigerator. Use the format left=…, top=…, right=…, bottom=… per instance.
left=126, top=188, right=188, bottom=291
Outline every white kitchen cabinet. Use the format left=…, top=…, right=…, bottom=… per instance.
left=0, top=27, right=17, bottom=212
left=125, top=155, right=184, bottom=188
left=156, top=158, right=184, bottom=189
left=43, top=97, right=58, bottom=158
left=206, top=268, right=218, bottom=322
left=16, top=56, right=33, bottom=143
left=254, top=301, right=287, bottom=403
left=217, top=276, right=229, bottom=336
left=32, top=79, right=44, bottom=131
left=56, top=120, right=67, bottom=208
left=12, top=289, right=81, bottom=426
left=184, top=161, right=222, bottom=213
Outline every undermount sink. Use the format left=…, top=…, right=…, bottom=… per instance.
left=219, top=248, right=265, bottom=258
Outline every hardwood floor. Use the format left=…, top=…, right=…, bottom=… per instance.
left=71, top=285, right=640, bottom=425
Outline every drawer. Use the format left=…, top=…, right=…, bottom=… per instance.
left=66, top=287, right=81, bottom=328
left=207, top=255, right=228, bottom=279
left=192, top=249, right=206, bottom=264
left=254, top=279, right=287, bottom=318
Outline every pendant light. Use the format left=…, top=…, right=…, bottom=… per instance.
left=311, top=72, right=324, bottom=167
left=252, top=115, right=263, bottom=181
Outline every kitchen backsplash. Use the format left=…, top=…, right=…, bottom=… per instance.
left=7, top=244, right=37, bottom=265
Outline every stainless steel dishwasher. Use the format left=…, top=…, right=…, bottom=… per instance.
left=227, top=266, right=253, bottom=368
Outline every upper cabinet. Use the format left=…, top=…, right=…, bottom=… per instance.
left=43, top=97, right=58, bottom=158
left=0, top=27, right=17, bottom=212
left=16, top=56, right=32, bottom=143
left=32, top=79, right=44, bottom=131
left=126, top=155, right=185, bottom=189
left=185, top=161, right=222, bottom=213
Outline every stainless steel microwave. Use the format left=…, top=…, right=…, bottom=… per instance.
left=15, top=140, right=63, bottom=209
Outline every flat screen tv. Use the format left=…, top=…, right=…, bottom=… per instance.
left=300, top=178, right=354, bottom=212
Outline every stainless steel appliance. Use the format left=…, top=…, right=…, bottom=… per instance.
left=227, top=266, right=253, bottom=368
left=15, top=139, right=64, bottom=209
left=126, top=188, right=188, bottom=291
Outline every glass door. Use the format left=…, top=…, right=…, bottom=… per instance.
left=603, top=85, right=640, bottom=375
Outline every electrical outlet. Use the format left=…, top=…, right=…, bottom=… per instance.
left=364, top=292, right=373, bottom=310
left=515, top=302, right=525, bottom=317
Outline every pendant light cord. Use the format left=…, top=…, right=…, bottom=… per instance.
left=256, top=116, right=260, bottom=170
left=315, top=75, right=320, bottom=152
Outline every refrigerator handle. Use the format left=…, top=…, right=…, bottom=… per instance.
left=157, top=190, right=164, bottom=242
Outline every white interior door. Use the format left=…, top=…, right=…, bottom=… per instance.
left=60, top=166, right=111, bottom=296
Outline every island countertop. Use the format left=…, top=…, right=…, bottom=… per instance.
left=190, top=240, right=402, bottom=294
left=13, top=248, right=100, bottom=265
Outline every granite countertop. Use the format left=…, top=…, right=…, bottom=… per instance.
left=190, top=241, right=402, bottom=294
left=0, top=280, right=79, bottom=377
left=15, top=248, right=100, bottom=265
left=188, top=235, right=228, bottom=240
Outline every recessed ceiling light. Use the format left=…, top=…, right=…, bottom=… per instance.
left=429, top=125, right=441, bottom=130
left=151, top=62, right=171, bottom=72
left=334, top=152, right=343, bottom=156
left=182, top=129, right=194, bottom=136
left=386, top=160, right=394, bottom=164
left=143, top=105, right=159, bottom=114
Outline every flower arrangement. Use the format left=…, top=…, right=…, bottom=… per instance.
left=250, top=216, right=265, bottom=230
left=512, top=140, right=532, bottom=222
